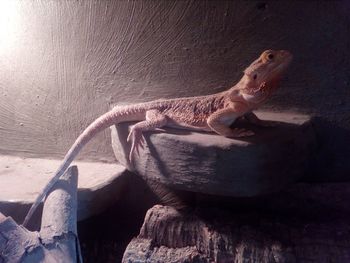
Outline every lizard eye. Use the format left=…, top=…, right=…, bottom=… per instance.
left=267, top=53, right=274, bottom=60
left=253, top=74, right=257, bottom=80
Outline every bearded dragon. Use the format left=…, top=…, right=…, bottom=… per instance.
left=22, top=50, right=292, bottom=226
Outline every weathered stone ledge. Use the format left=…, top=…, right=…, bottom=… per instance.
left=0, top=155, right=129, bottom=228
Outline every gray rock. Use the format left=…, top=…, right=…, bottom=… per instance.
left=0, top=155, right=129, bottom=228
left=123, top=202, right=350, bottom=263
left=111, top=111, right=317, bottom=197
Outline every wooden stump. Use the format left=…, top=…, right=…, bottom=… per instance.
left=0, top=166, right=82, bottom=263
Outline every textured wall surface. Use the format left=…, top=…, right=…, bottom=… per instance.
left=0, top=1, right=349, bottom=178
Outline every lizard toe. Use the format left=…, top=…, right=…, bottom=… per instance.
left=127, top=127, right=135, bottom=142
left=128, top=128, right=145, bottom=161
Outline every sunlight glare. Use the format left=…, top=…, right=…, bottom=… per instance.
left=0, top=0, right=21, bottom=54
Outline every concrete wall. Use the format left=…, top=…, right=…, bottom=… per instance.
left=0, top=1, right=349, bottom=179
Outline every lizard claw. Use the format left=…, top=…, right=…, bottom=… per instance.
left=128, top=126, right=145, bottom=162
left=126, top=128, right=133, bottom=143
left=155, top=128, right=166, bottom=132
left=231, top=128, right=255, bottom=137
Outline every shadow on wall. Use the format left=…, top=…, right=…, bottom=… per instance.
left=305, top=117, right=350, bottom=183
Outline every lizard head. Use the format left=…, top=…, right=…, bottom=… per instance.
left=239, top=50, right=293, bottom=100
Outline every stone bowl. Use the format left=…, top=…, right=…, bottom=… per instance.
left=111, top=111, right=317, bottom=197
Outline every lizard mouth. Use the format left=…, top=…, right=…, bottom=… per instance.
left=242, top=55, right=293, bottom=96
left=238, top=50, right=293, bottom=98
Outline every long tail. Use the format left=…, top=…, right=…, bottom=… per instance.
left=22, top=107, right=135, bottom=226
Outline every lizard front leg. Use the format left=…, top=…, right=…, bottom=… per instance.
left=244, top=112, right=276, bottom=127
left=127, top=109, right=167, bottom=161
left=207, top=104, right=254, bottom=138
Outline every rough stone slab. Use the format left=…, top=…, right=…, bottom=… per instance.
left=112, top=111, right=317, bottom=197
left=0, top=155, right=128, bottom=227
left=123, top=238, right=204, bottom=263
left=123, top=201, right=350, bottom=263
